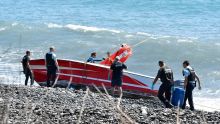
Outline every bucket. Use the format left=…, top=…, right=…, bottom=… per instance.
left=171, top=87, right=185, bottom=107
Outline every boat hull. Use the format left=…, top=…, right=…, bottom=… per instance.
left=30, top=59, right=160, bottom=96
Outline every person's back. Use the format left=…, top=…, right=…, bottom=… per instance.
left=158, top=66, right=173, bottom=84
left=111, top=61, right=127, bottom=79
left=45, top=47, right=59, bottom=87
left=46, top=52, right=56, bottom=67
left=22, top=55, right=30, bottom=71
left=152, top=61, right=173, bottom=108
left=110, top=56, right=127, bottom=97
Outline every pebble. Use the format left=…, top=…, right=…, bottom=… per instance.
left=0, top=84, right=220, bottom=124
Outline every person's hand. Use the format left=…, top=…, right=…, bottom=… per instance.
left=57, top=68, right=60, bottom=73
left=151, top=83, right=155, bottom=90
left=198, top=85, right=202, bottom=90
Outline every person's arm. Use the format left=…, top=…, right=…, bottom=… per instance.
left=195, top=73, right=201, bottom=90
left=93, top=58, right=104, bottom=62
left=55, top=59, right=59, bottom=72
left=184, top=77, right=188, bottom=90
left=153, top=70, right=161, bottom=85
left=53, top=54, right=59, bottom=72
left=183, top=69, right=190, bottom=90
left=27, top=57, right=32, bottom=72
left=123, top=64, right=127, bottom=70
left=45, top=54, right=47, bottom=69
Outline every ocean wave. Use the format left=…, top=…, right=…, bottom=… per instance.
left=0, top=27, right=6, bottom=31
left=46, top=23, right=121, bottom=33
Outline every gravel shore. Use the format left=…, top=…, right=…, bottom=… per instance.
left=0, top=84, right=219, bottom=124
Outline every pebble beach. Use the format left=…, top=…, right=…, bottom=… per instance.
left=0, top=84, right=219, bottom=124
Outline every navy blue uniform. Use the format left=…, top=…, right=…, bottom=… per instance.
left=110, top=61, right=127, bottom=87
left=182, top=66, right=196, bottom=111
left=156, top=66, right=173, bottom=108
left=22, top=55, right=33, bottom=86
left=45, top=52, right=57, bottom=87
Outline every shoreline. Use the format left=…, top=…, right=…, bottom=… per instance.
left=0, top=84, right=219, bottom=124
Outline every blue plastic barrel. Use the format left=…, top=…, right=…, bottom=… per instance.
left=171, top=87, right=185, bottom=107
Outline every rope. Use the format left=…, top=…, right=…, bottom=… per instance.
left=131, top=38, right=149, bottom=48
left=93, top=83, right=136, bottom=124
left=77, top=87, right=89, bottom=124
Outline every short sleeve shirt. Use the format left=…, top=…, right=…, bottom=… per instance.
left=183, top=66, right=192, bottom=77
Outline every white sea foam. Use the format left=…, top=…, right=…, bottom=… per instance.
left=46, top=23, right=121, bottom=33
left=136, top=32, right=152, bottom=36
left=47, top=23, right=63, bottom=28
left=12, top=22, right=18, bottom=26
left=177, top=39, right=193, bottom=43
left=0, top=27, right=6, bottom=31
left=194, top=97, right=220, bottom=112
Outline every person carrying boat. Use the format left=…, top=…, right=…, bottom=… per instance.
left=110, top=56, right=127, bottom=97
left=182, top=60, right=201, bottom=111
left=152, top=61, right=173, bottom=108
left=22, top=50, right=34, bottom=86
left=45, top=46, right=59, bottom=87
left=87, top=52, right=103, bottom=63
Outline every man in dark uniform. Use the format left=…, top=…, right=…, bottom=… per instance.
left=182, top=60, right=201, bottom=111
left=110, top=56, right=127, bottom=97
left=152, top=61, right=173, bottom=108
left=45, top=46, right=59, bottom=87
left=22, top=51, right=34, bottom=86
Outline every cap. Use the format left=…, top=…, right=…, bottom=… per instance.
left=115, top=56, right=120, bottom=60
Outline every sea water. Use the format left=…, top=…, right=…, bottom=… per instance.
left=0, top=0, right=220, bottom=111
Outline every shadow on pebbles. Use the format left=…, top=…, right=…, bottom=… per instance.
left=0, top=84, right=219, bottom=124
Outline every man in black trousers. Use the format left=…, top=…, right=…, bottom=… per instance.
left=182, top=60, right=201, bottom=111
left=45, top=46, right=59, bottom=87
left=152, top=61, right=174, bottom=108
left=22, top=51, right=34, bottom=86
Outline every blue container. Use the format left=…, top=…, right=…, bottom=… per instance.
left=171, top=87, right=185, bottom=107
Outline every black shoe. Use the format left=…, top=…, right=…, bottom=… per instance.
left=190, top=108, right=195, bottom=111
left=165, top=103, right=173, bottom=108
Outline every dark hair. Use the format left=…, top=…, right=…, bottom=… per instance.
left=183, top=60, right=190, bottom=66
left=26, top=51, right=30, bottom=55
left=91, top=52, right=96, bottom=56
left=158, top=60, right=164, bottom=65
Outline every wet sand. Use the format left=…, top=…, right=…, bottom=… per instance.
left=0, top=84, right=219, bottom=124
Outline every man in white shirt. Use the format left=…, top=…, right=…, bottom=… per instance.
left=182, top=60, right=201, bottom=111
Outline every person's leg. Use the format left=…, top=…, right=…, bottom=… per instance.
left=25, top=69, right=29, bottom=86
left=46, top=69, right=51, bottom=87
left=182, top=86, right=189, bottom=109
left=188, top=83, right=195, bottom=111
left=111, top=87, right=115, bottom=96
left=51, top=68, right=57, bottom=87
left=118, top=87, right=123, bottom=98
left=165, top=84, right=172, bottom=102
left=30, top=71, right=34, bottom=86
left=157, top=84, right=166, bottom=105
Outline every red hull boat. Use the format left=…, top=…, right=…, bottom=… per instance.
left=29, top=59, right=160, bottom=96
left=29, top=45, right=161, bottom=96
